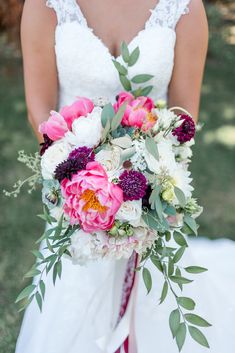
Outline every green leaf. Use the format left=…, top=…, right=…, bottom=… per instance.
left=24, top=268, right=41, bottom=279
left=101, top=103, right=115, bottom=128
left=170, top=276, right=193, bottom=285
left=31, top=250, right=44, bottom=260
left=160, top=281, right=168, bottom=304
left=169, top=309, right=181, bottom=338
left=173, top=246, right=186, bottom=263
left=119, top=74, right=132, bottom=91
left=57, top=260, right=62, bottom=279
left=141, top=85, right=154, bottom=96
left=142, top=267, right=152, bottom=294
left=39, top=280, right=46, bottom=299
left=155, top=194, right=163, bottom=220
left=112, top=60, right=127, bottom=75
left=36, top=291, right=42, bottom=312
left=176, top=323, right=187, bottom=352
left=149, top=185, right=161, bottom=205
left=111, top=103, right=127, bottom=131
left=16, top=284, right=36, bottom=303
left=121, top=41, right=130, bottom=63
left=165, top=205, right=177, bottom=216
left=53, top=263, right=58, bottom=285
left=184, top=214, right=198, bottom=235
left=128, top=47, right=140, bottom=66
left=131, top=74, right=154, bottom=84
left=150, top=256, right=163, bottom=272
left=145, top=137, right=159, bottom=160
left=54, top=214, right=64, bottom=239
left=101, top=119, right=111, bottom=140
left=168, top=258, right=174, bottom=276
left=177, top=297, right=196, bottom=310
left=185, top=266, right=208, bottom=274
left=174, top=187, right=186, bottom=207
left=173, top=232, right=188, bottom=247
left=188, top=326, right=210, bottom=348
left=185, top=314, right=212, bottom=327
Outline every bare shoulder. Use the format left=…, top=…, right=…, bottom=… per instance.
left=177, top=0, right=208, bottom=39
left=21, top=0, right=56, bottom=41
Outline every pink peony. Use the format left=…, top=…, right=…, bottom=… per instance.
left=39, top=111, right=68, bottom=141
left=60, top=97, right=94, bottom=130
left=61, top=161, right=123, bottom=232
left=114, top=92, right=156, bottom=132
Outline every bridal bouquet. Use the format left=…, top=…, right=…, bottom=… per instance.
left=6, top=43, right=211, bottom=351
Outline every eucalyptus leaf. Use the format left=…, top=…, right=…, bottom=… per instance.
left=16, top=284, right=36, bottom=303
left=184, top=214, right=198, bottom=236
left=168, top=258, right=174, bottom=276
left=173, top=232, right=188, bottom=247
left=145, top=137, right=159, bottom=160
left=141, top=85, right=154, bottom=96
left=174, top=187, right=186, bottom=207
left=170, top=276, right=193, bottom=285
left=143, top=267, right=152, bottom=294
left=150, top=255, right=163, bottom=272
left=185, top=314, right=212, bottom=327
left=101, top=120, right=111, bottom=141
left=185, top=266, right=208, bottom=274
left=119, top=74, right=132, bottom=91
left=101, top=103, right=115, bottom=128
left=121, top=41, right=130, bottom=63
left=111, top=102, right=127, bottom=131
left=131, top=74, right=154, bottom=84
left=188, top=326, right=210, bottom=348
left=39, top=280, right=46, bottom=299
left=128, top=47, right=140, bottom=66
left=176, top=323, right=186, bottom=352
left=112, top=60, right=128, bottom=75
left=160, top=281, right=168, bottom=304
left=169, top=309, right=181, bottom=338
left=36, top=291, right=42, bottom=312
left=177, top=297, right=196, bottom=310
left=173, top=246, right=186, bottom=263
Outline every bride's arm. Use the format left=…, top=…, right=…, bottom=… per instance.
left=168, top=0, right=208, bottom=122
left=21, top=0, right=58, bottom=142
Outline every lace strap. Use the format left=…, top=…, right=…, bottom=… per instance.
left=46, top=0, right=87, bottom=26
left=146, top=0, right=191, bottom=30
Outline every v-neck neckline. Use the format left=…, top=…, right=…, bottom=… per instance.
left=74, top=0, right=161, bottom=60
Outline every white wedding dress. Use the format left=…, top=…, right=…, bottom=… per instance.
left=15, top=1, right=235, bottom=352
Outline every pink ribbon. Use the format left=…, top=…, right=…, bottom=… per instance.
left=114, top=252, right=139, bottom=353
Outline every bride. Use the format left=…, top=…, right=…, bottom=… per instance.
left=16, top=1, right=235, bottom=352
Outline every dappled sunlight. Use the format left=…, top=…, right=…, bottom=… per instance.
left=203, top=125, right=235, bottom=148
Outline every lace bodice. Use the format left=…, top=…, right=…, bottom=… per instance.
left=46, top=0, right=191, bottom=108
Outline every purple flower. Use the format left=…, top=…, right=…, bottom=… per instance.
left=118, top=170, right=147, bottom=202
left=40, top=134, right=53, bottom=156
left=55, top=147, right=95, bottom=182
left=173, top=115, right=196, bottom=144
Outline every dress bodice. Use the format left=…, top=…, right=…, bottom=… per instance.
left=46, top=0, right=191, bottom=108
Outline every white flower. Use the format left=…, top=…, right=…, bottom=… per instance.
left=65, top=107, right=103, bottom=148
left=41, top=141, right=71, bottom=179
left=153, top=108, right=179, bottom=132
left=68, top=229, right=96, bottom=265
left=145, top=139, right=176, bottom=175
left=171, top=165, right=194, bottom=202
left=130, top=138, right=147, bottom=172
left=95, top=146, right=122, bottom=179
left=116, top=200, right=142, bottom=227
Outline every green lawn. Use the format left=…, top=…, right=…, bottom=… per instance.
left=0, top=25, right=235, bottom=353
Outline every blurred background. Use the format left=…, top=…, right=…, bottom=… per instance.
left=0, top=0, right=234, bottom=351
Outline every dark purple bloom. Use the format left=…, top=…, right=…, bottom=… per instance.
left=118, top=170, right=147, bottom=202
left=68, top=147, right=95, bottom=165
left=172, top=114, right=196, bottom=144
left=55, top=147, right=95, bottom=182
left=40, top=134, right=53, bottom=156
left=142, top=185, right=152, bottom=209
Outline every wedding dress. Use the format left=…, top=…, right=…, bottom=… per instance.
left=15, top=1, right=235, bottom=352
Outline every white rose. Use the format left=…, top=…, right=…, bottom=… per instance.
left=65, top=107, right=103, bottom=148
left=116, top=200, right=142, bottom=227
left=95, top=146, right=122, bottom=179
left=68, top=229, right=94, bottom=265
left=41, top=141, right=71, bottom=180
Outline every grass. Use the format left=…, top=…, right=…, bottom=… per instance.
left=0, top=17, right=235, bottom=353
